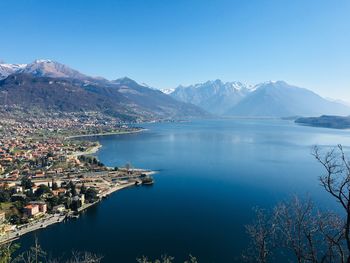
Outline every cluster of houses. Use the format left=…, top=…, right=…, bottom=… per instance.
left=0, top=112, right=129, bottom=173
left=0, top=136, right=105, bottom=187
left=1, top=173, right=113, bottom=215
left=0, top=112, right=121, bottom=137
left=0, top=113, right=141, bottom=239
left=0, top=137, right=92, bottom=179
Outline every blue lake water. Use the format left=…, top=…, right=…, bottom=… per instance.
left=19, top=119, right=350, bottom=262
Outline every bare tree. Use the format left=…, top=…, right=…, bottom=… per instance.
left=317, top=212, right=346, bottom=262
left=136, top=255, right=175, bottom=263
left=244, top=197, right=346, bottom=263
left=13, top=237, right=46, bottom=263
left=274, top=197, right=319, bottom=262
left=136, top=255, right=198, bottom=263
left=10, top=238, right=102, bottom=263
left=66, top=251, right=103, bottom=263
left=184, top=255, right=198, bottom=263
left=275, top=196, right=346, bottom=263
left=313, top=144, right=350, bottom=262
left=242, top=208, right=277, bottom=263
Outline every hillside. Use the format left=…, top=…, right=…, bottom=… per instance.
left=0, top=61, right=208, bottom=122
left=295, top=115, right=350, bottom=129
left=0, top=74, right=140, bottom=120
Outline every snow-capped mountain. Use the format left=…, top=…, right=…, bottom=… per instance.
left=2, top=59, right=349, bottom=118
left=0, top=62, right=26, bottom=79
left=0, top=59, right=101, bottom=82
left=170, top=80, right=350, bottom=117
left=160, top=88, right=175, bottom=95
left=0, top=59, right=208, bottom=120
left=226, top=81, right=350, bottom=117
left=19, top=59, right=90, bottom=80
left=170, top=79, right=251, bottom=114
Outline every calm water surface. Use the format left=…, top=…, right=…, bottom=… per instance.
left=19, top=119, right=350, bottom=262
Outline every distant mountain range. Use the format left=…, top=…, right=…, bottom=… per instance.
left=0, top=60, right=207, bottom=121
left=2, top=59, right=349, bottom=120
left=168, top=80, right=350, bottom=117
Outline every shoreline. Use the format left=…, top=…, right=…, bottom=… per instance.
left=0, top=127, right=151, bottom=245
left=67, top=128, right=147, bottom=157
left=0, top=181, right=139, bottom=245
left=68, top=144, right=102, bottom=158
left=65, top=128, right=147, bottom=140
left=0, top=214, right=65, bottom=245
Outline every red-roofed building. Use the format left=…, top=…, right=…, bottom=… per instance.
left=24, top=204, right=39, bottom=217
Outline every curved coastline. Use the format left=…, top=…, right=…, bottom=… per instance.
left=66, top=128, right=147, bottom=158
left=65, top=128, right=147, bottom=140
left=1, top=128, right=151, bottom=245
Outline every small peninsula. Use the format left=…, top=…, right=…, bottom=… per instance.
left=295, top=115, right=350, bottom=129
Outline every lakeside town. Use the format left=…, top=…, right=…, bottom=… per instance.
left=0, top=111, right=154, bottom=244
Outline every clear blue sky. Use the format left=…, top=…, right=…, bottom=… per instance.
left=1, top=0, right=349, bottom=101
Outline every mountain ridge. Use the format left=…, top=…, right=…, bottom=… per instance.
left=170, top=79, right=251, bottom=115
left=227, top=81, right=350, bottom=117
left=0, top=60, right=208, bottom=121
left=169, top=80, right=350, bottom=117
left=3, top=59, right=349, bottom=119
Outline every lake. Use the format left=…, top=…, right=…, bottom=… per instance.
left=19, top=119, right=350, bottom=262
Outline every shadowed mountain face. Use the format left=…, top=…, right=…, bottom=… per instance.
left=170, top=80, right=350, bottom=117
left=0, top=60, right=208, bottom=121
left=109, top=77, right=206, bottom=116
left=0, top=74, right=139, bottom=120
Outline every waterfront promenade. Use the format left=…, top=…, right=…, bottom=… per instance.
left=76, top=182, right=136, bottom=212
left=0, top=214, right=65, bottom=245
left=99, top=181, right=135, bottom=198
